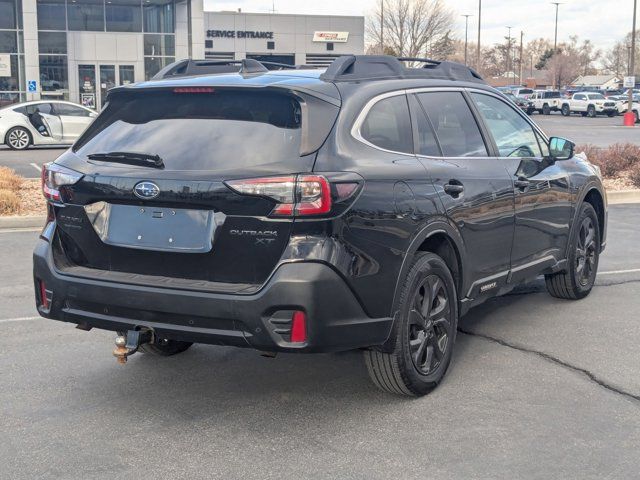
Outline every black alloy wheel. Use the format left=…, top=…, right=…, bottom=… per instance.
left=364, top=252, right=458, bottom=396
left=575, top=216, right=597, bottom=287
left=408, top=274, right=452, bottom=376
left=545, top=202, right=600, bottom=300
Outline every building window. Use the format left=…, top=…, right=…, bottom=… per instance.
left=39, top=54, right=68, bottom=100
left=0, top=0, right=25, bottom=105
left=267, top=41, right=275, bottom=50
left=36, top=0, right=67, bottom=31
left=67, top=0, right=105, bottom=31
left=106, top=0, right=143, bottom=32
left=38, top=32, right=67, bottom=55
left=143, top=33, right=174, bottom=56
left=326, top=42, right=334, bottom=51
left=144, top=56, right=173, bottom=80
left=143, top=0, right=174, bottom=33
left=0, top=0, right=21, bottom=29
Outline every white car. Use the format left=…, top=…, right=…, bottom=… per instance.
left=0, top=100, right=97, bottom=150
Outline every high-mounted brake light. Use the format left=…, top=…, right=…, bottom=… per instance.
left=225, top=175, right=332, bottom=217
left=173, top=87, right=215, bottom=93
left=41, top=163, right=82, bottom=203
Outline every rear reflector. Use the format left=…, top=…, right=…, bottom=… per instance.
left=39, top=279, right=49, bottom=309
left=290, top=311, right=307, bottom=343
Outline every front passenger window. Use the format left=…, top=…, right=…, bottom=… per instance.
left=360, top=95, right=413, bottom=154
left=471, top=93, right=543, bottom=158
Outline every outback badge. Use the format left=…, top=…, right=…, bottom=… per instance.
left=133, top=181, right=160, bottom=200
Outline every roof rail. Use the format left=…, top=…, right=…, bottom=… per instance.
left=319, top=55, right=484, bottom=84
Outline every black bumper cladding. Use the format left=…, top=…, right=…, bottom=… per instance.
left=33, top=235, right=392, bottom=353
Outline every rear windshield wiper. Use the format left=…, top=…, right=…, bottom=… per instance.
left=87, top=152, right=165, bottom=169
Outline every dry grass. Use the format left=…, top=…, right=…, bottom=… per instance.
left=0, top=167, right=22, bottom=215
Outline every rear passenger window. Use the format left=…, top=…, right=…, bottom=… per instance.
left=416, top=92, right=488, bottom=157
left=360, top=95, right=413, bottom=154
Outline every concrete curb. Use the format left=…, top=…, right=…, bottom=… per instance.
left=0, top=189, right=638, bottom=230
left=608, top=189, right=640, bottom=205
left=0, top=215, right=45, bottom=229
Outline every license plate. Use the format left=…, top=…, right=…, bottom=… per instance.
left=86, top=203, right=215, bottom=253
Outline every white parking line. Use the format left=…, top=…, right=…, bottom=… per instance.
left=30, top=162, right=41, bottom=173
left=0, top=316, right=40, bottom=324
left=599, top=268, right=640, bottom=275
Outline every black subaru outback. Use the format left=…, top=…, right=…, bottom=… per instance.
left=34, top=56, right=607, bottom=396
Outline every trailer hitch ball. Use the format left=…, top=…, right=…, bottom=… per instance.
left=113, top=329, right=153, bottom=364
left=113, top=335, right=129, bottom=364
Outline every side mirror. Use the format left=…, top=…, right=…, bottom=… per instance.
left=548, top=136, right=575, bottom=160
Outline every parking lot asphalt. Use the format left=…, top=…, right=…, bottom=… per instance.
left=0, top=114, right=639, bottom=178
left=1, top=204, right=639, bottom=479
left=533, top=114, right=640, bottom=148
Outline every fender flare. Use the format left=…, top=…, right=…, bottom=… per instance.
left=390, top=218, right=467, bottom=315
left=565, top=180, right=606, bottom=258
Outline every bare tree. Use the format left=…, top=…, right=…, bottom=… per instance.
left=603, top=30, right=640, bottom=77
left=366, top=0, right=455, bottom=60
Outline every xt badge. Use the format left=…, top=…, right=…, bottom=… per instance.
left=230, top=229, right=277, bottom=245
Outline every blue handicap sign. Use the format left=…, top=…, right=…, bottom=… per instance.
left=28, top=80, right=37, bottom=92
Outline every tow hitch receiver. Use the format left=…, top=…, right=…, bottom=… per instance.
left=113, top=329, right=153, bottom=364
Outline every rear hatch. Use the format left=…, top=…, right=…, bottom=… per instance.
left=49, top=84, right=339, bottom=292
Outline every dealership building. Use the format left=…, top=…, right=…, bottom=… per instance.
left=0, top=0, right=364, bottom=109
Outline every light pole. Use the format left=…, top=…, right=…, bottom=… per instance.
left=462, top=14, right=473, bottom=65
left=506, top=26, right=512, bottom=82
left=476, top=0, right=482, bottom=70
left=625, top=0, right=637, bottom=126
left=380, top=0, right=384, bottom=54
left=551, top=2, right=562, bottom=52
left=519, top=31, right=524, bottom=85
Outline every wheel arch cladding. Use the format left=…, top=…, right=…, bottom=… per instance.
left=583, top=188, right=605, bottom=248
left=416, top=233, right=463, bottom=299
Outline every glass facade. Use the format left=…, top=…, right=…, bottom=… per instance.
left=0, top=0, right=24, bottom=106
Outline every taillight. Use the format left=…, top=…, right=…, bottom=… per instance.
left=225, top=175, right=332, bottom=217
left=41, top=163, right=82, bottom=203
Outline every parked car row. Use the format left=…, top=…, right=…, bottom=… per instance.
left=500, top=88, right=640, bottom=122
left=0, top=100, right=97, bottom=150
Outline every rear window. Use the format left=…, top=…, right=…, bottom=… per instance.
left=543, top=91, right=560, bottom=98
left=74, top=89, right=304, bottom=171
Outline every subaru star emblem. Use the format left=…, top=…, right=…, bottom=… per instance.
left=133, top=181, right=160, bottom=199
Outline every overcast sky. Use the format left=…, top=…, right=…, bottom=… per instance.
left=203, top=0, right=634, bottom=51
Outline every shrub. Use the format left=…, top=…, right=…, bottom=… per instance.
left=630, top=163, right=640, bottom=188
left=583, top=143, right=640, bottom=178
left=0, top=189, right=20, bottom=215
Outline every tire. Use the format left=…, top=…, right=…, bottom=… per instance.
left=364, top=252, right=458, bottom=396
left=5, top=126, right=32, bottom=150
left=543, top=104, right=551, bottom=115
left=587, top=105, right=596, bottom=118
left=635, top=110, right=639, bottom=123
left=561, top=104, right=570, bottom=116
left=545, top=203, right=600, bottom=300
left=139, top=338, right=193, bottom=356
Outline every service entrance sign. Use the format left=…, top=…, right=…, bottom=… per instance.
left=0, top=54, right=11, bottom=77
left=623, top=76, right=636, bottom=88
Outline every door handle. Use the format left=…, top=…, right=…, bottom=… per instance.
left=443, top=182, right=464, bottom=197
left=514, top=178, right=530, bottom=190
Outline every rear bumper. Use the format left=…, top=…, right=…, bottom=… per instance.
left=33, top=235, right=392, bottom=353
